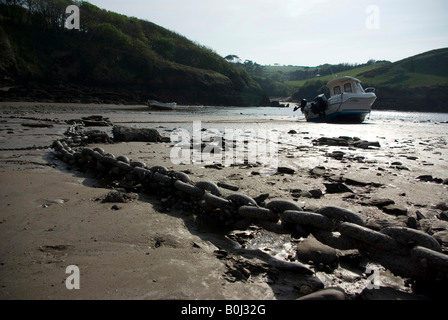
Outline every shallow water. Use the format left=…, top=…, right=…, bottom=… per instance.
left=156, top=106, right=448, bottom=123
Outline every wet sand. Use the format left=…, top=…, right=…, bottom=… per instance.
left=1, top=102, right=447, bottom=300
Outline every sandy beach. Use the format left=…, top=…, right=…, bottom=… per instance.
left=1, top=102, right=447, bottom=301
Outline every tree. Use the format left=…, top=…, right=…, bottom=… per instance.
left=224, top=54, right=240, bottom=63
left=153, top=37, right=175, bottom=60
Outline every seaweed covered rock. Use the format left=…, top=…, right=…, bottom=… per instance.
left=112, top=125, right=161, bottom=142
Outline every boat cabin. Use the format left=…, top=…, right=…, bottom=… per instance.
left=327, top=76, right=366, bottom=97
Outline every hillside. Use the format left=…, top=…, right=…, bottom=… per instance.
left=0, top=1, right=267, bottom=106
left=288, top=48, right=448, bottom=112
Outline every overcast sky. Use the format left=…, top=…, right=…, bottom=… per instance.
left=85, top=0, right=448, bottom=66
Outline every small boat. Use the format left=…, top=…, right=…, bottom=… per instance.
left=294, top=76, right=376, bottom=123
left=148, top=100, right=177, bottom=110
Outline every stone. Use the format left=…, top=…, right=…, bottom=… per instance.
left=324, top=182, right=353, bottom=194
left=297, top=288, right=346, bottom=300
left=313, top=137, right=380, bottom=149
left=433, top=230, right=448, bottom=247
left=102, top=191, right=138, bottom=203
left=438, top=211, right=448, bottom=221
left=328, top=151, right=345, bottom=160
left=112, top=125, right=161, bottom=142
left=366, top=217, right=408, bottom=230
left=359, top=286, right=427, bottom=300
left=416, top=175, right=434, bottom=182
left=382, top=204, right=408, bottom=216
left=309, top=189, right=323, bottom=199
left=295, top=237, right=338, bottom=268
left=435, top=202, right=448, bottom=211
left=309, top=166, right=328, bottom=177
left=217, top=182, right=239, bottom=191
left=359, top=198, right=395, bottom=208
left=277, top=166, right=296, bottom=174
left=81, top=115, right=112, bottom=127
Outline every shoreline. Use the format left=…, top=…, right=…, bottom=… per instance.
left=1, top=102, right=447, bottom=300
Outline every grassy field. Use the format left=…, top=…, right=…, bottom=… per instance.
left=284, top=62, right=389, bottom=89
left=284, top=48, right=448, bottom=90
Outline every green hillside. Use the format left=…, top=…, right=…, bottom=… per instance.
left=286, top=62, right=390, bottom=89
left=0, top=1, right=266, bottom=106
left=289, top=48, right=448, bottom=112
left=358, top=48, right=448, bottom=87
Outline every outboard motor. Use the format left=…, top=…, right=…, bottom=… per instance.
left=310, top=94, right=328, bottom=114
left=294, top=99, right=307, bottom=112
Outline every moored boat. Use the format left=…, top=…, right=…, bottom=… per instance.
left=148, top=100, right=177, bottom=110
left=294, top=76, right=376, bottom=123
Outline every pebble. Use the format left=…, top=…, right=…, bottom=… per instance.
left=382, top=204, right=408, bottom=216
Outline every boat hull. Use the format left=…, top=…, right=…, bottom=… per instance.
left=306, top=110, right=370, bottom=123
left=148, top=100, right=177, bottom=110
left=303, top=95, right=376, bottom=123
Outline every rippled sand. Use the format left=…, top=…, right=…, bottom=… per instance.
left=1, top=102, right=447, bottom=300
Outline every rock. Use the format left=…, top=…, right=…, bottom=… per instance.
left=435, top=202, right=448, bottom=211
left=313, top=136, right=380, bottom=149
left=359, top=198, right=395, bottom=208
left=438, top=211, right=448, bottom=221
left=382, top=204, right=408, bottom=216
left=433, top=230, right=448, bottom=247
left=415, top=210, right=426, bottom=220
left=297, top=288, right=346, bottom=300
left=277, top=166, right=296, bottom=174
left=290, top=189, right=312, bottom=198
left=309, top=166, right=329, bottom=177
left=366, top=216, right=409, bottom=230
left=328, top=151, right=345, bottom=160
left=309, top=189, right=323, bottom=199
left=102, top=191, right=138, bottom=203
left=217, top=182, right=239, bottom=191
left=21, top=122, right=54, bottom=128
left=82, top=130, right=112, bottom=143
left=253, top=193, right=269, bottom=206
left=112, top=125, right=161, bottom=142
left=417, top=175, right=434, bottom=181
left=359, top=286, right=427, bottom=300
left=393, top=165, right=410, bottom=171
left=343, top=176, right=371, bottom=186
left=295, top=237, right=338, bottom=269
left=416, top=175, right=434, bottom=182
left=324, top=182, right=353, bottom=194
left=81, top=115, right=112, bottom=127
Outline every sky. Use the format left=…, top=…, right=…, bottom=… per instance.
left=85, top=0, right=448, bottom=66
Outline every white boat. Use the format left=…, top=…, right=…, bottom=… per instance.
left=295, top=76, right=376, bottom=123
left=148, top=100, right=177, bottom=110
